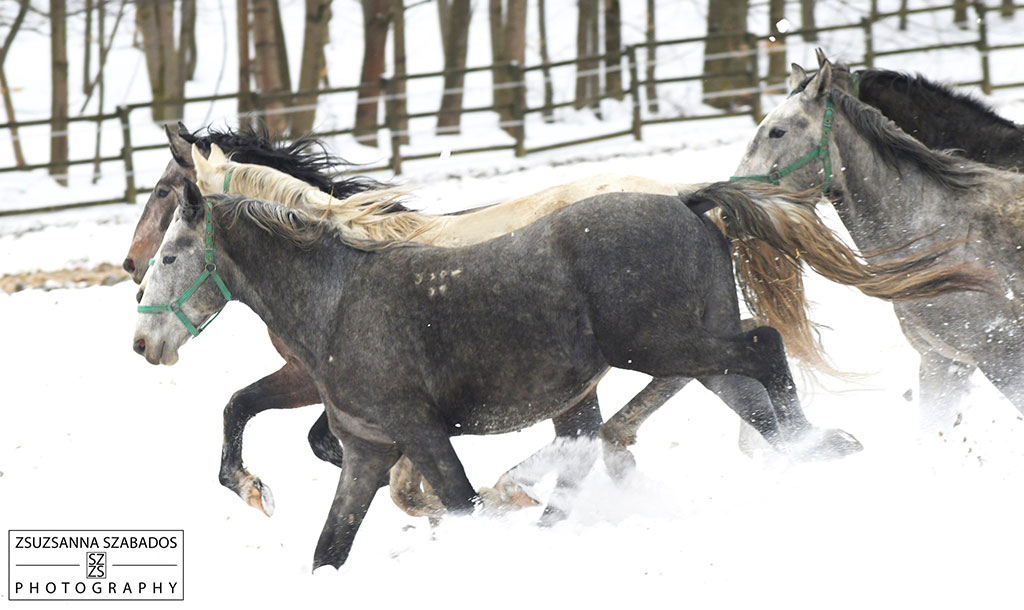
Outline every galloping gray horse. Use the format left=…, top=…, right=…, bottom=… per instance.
left=134, top=179, right=864, bottom=568
left=735, top=57, right=1020, bottom=428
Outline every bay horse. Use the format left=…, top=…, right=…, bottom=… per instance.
left=735, top=57, right=1022, bottom=429
left=135, top=177, right=870, bottom=568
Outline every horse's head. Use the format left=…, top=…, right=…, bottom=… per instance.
left=190, top=142, right=233, bottom=195
left=133, top=180, right=232, bottom=366
left=123, top=123, right=202, bottom=284
left=734, top=58, right=838, bottom=193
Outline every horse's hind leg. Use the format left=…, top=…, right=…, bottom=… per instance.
left=313, top=434, right=400, bottom=570
left=918, top=350, right=976, bottom=433
left=600, top=376, right=692, bottom=479
left=219, top=360, right=320, bottom=516
left=541, top=391, right=603, bottom=525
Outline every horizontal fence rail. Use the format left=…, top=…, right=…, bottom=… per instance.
left=0, top=0, right=1022, bottom=217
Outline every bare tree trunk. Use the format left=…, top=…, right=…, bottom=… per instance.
left=575, top=0, right=599, bottom=111
left=92, top=0, right=106, bottom=182
left=252, top=0, right=290, bottom=135
left=603, top=0, right=622, bottom=100
left=293, top=0, right=332, bottom=135
left=390, top=0, right=408, bottom=144
left=767, top=0, right=786, bottom=85
left=436, top=0, right=471, bottom=133
left=489, top=0, right=526, bottom=133
left=271, top=0, right=291, bottom=92
left=644, top=0, right=657, bottom=113
left=801, top=0, right=817, bottom=40
left=1, top=0, right=28, bottom=167
left=50, top=0, right=68, bottom=186
left=238, top=0, right=253, bottom=129
left=180, top=0, right=197, bottom=80
left=702, top=0, right=752, bottom=110
left=354, top=0, right=390, bottom=146
left=83, top=0, right=93, bottom=94
left=953, top=0, right=968, bottom=27
left=537, top=0, right=554, bottom=121
left=437, top=0, right=449, bottom=51
left=136, top=0, right=182, bottom=123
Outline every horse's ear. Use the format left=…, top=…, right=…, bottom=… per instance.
left=815, top=48, right=828, bottom=67
left=787, top=63, right=808, bottom=93
left=166, top=125, right=194, bottom=168
left=181, top=180, right=204, bottom=223
left=207, top=142, right=228, bottom=165
left=191, top=143, right=213, bottom=181
left=803, top=60, right=833, bottom=99
left=177, top=121, right=197, bottom=143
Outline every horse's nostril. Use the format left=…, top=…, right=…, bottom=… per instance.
left=136, top=289, right=144, bottom=303
left=133, top=339, right=146, bottom=355
left=123, top=257, right=136, bottom=273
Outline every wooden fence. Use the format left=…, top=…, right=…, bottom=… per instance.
left=1, top=0, right=1023, bottom=217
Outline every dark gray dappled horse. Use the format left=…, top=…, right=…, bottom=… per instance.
left=735, top=57, right=1022, bottom=428
left=134, top=180, right=864, bottom=568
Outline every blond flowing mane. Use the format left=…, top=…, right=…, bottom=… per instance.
left=225, top=161, right=447, bottom=244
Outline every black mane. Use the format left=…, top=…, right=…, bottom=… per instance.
left=856, top=69, right=1019, bottom=132
left=184, top=123, right=408, bottom=212
left=851, top=68, right=1024, bottom=171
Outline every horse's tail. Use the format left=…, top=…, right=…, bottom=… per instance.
left=683, top=181, right=997, bottom=374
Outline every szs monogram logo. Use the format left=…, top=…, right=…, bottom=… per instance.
left=85, top=552, right=106, bottom=579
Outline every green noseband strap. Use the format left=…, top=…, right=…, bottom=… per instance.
left=137, top=200, right=233, bottom=337
left=223, top=168, right=233, bottom=194
left=730, top=95, right=835, bottom=194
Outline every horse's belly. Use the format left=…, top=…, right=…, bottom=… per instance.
left=450, top=372, right=605, bottom=435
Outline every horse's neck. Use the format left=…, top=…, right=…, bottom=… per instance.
left=830, top=120, right=972, bottom=252
left=217, top=221, right=352, bottom=367
left=860, top=75, right=1024, bottom=169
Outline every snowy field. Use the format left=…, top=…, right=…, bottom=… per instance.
left=6, top=0, right=1024, bottom=607
left=7, top=133, right=1024, bottom=608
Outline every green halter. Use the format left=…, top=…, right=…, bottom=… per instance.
left=730, top=95, right=835, bottom=193
left=137, top=200, right=233, bottom=337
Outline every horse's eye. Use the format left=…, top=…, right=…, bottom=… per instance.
left=769, top=127, right=787, bottom=139
left=163, top=256, right=177, bottom=265
left=157, top=188, right=170, bottom=198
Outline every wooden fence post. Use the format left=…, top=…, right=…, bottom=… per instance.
left=627, top=45, right=642, bottom=140
left=382, top=77, right=403, bottom=174
left=509, top=63, right=526, bottom=157
left=975, top=1, right=992, bottom=94
left=861, top=0, right=877, bottom=68
left=116, top=104, right=137, bottom=203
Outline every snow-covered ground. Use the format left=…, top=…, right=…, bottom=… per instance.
left=6, top=138, right=1024, bottom=608
left=6, top=1, right=1024, bottom=607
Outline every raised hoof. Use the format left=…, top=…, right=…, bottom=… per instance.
left=796, top=428, right=864, bottom=460
left=602, top=441, right=637, bottom=481
left=239, top=473, right=275, bottom=517
left=311, top=553, right=347, bottom=572
left=477, top=481, right=541, bottom=515
left=539, top=504, right=568, bottom=527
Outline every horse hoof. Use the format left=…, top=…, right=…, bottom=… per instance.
left=477, top=483, right=540, bottom=515
left=602, top=443, right=637, bottom=481
left=242, top=476, right=275, bottom=517
left=822, top=428, right=864, bottom=457
left=796, top=428, right=863, bottom=460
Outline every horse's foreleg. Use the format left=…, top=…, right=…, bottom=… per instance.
left=600, top=376, right=692, bottom=479
left=219, top=360, right=321, bottom=516
left=313, top=435, right=399, bottom=570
